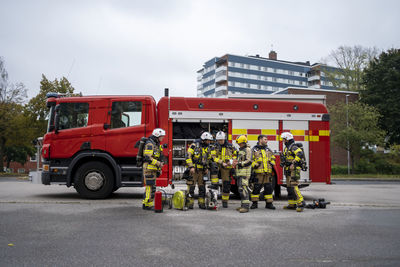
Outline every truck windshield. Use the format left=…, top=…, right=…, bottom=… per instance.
left=47, top=105, right=55, bottom=133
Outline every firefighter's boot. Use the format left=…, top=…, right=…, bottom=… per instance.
left=284, top=199, right=297, bottom=210
left=188, top=197, right=194, bottom=209
left=265, top=202, right=276, bottom=210
left=222, top=201, right=228, bottom=208
left=239, top=203, right=249, bottom=213
left=283, top=205, right=296, bottom=210
left=199, top=198, right=206, bottom=209
left=250, top=201, right=258, bottom=209
left=296, top=201, right=305, bottom=212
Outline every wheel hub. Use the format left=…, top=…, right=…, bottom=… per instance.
left=84, top=171, right=104, bottom=191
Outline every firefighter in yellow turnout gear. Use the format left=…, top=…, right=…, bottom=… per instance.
left=214, top=131, right=237, bottom=208
left=235, top=135, right=252, bottom=213
left=186, top=132, right=214, bottom=209
left=142, top=128, right=165, bottom=210
left=281, top=132, right=306, bottom=212
left=250, top=135, right=276, bottom=210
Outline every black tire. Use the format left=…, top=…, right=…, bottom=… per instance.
left=74, top=161, right=115, bottom=199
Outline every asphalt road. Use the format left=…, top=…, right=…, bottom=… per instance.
left=1, top=178, right=400, bottom=266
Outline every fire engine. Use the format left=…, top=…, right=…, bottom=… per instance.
left=41, top=92, right=330, bottom=199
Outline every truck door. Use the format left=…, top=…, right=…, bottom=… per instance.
left=105, top=99, right=145, bottom=158
left=282, top=120, right=310, bottom=183
left=50, top=101, right=91, bottom=159
left=309, top=121, right=330, bottom=183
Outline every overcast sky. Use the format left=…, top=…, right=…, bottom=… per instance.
left=1, top=0, right=399, bottom=101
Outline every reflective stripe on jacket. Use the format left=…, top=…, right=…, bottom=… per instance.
left=251, top=145, right=275, bottom=173
left=143, top=139, right=163, bottom=171
left=186, top=142, right=210, bottom=169
left=236, top=145, right=252, bottom=177
left=214, top=143, right=237, bottom=169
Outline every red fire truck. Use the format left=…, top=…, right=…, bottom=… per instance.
left=41, top=92, right=330, bottom=199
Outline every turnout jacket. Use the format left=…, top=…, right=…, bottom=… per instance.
left=143, top=136, right=163, bottom=171
left=251, top=143, right=275, bottom=174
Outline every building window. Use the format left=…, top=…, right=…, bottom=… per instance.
left=30, top=155, right=37, bottom=162
left=247, top=83, right=251, bottom=88
left=288, top=71, right=294, bottom=76
left=240, top=63, right=244, bottom=68
left=272, top=77, right=277, bottom=82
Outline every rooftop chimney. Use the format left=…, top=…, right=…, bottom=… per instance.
left=269, top=50, right=277, bottom=60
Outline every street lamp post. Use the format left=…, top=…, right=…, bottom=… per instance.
left=346, top=94, right=350, bottom=175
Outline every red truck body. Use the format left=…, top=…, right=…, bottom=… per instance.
left=41, top=94, right=330, bottom=199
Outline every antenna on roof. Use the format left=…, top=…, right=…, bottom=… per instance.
left=66, top=59, right=75, bottom=79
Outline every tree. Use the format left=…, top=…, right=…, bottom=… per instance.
left=0, top=57, right=29, bottom=171
left=361, top=48, right=400, bottom=145
left=25, top=74, right=77, bottom=138
left=3, top=105, right=36, bottom=167
left=329, top=101, right=385, bottom=172
left=323, top=45, right=380, bottom=91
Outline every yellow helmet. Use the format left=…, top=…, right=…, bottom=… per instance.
left=236, top=135, right=248, bottom=144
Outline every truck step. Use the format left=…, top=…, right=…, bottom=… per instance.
left=121, top=181, right=143, bottom=187
left=120, top=165, right=142, bottom=175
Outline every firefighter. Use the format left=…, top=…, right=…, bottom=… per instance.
left=142, top=128, right=165, bottom=210
left=214, top=131, right=237, bottom=208
left=186, top=131, right=213, bottom=209
left=235, top=135, right=252, bottom=213
left=281, top=132, right=306, bottom=212
left=250, top=134, right=276, bottom=210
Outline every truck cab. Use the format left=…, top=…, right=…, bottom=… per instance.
left=42, top=94, right=160, bottom=199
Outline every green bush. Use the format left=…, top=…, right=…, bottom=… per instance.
left=332, top=148, right=400, bottom=175
left=355, top=157, right=377, bottom=174
left=331, top=165, right=349, bottom=175
left=353, top=148, right=400, bottom=174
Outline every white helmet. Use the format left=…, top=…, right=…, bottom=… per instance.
left=200, top=131, right=213, bottom=141
left=216, top=131, right=226, bottom=140
left=152, top=128, right=166, bottom=137
left=280, top=132, right=294, bottom=140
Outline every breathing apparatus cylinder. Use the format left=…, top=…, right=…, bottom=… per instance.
left=154, top=191, right=163, bottom=213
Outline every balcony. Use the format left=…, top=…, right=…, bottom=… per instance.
left=215, top=85, right=227, bottom=92
left=215, top=74, right=227, bottom=83
left=215, top=65, right=227, bottom=73
left=307, top=75, right=320, bottom=82
left=309, top=84, right=321, bottom=89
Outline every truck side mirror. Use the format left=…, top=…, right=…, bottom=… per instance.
left=54, top=104, right=60, bottom=134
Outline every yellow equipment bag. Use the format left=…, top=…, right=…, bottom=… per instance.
left=172, top=190, right=187, bottom=210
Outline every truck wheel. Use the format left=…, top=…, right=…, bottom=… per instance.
left=74, top=162, right=115, bottom=199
